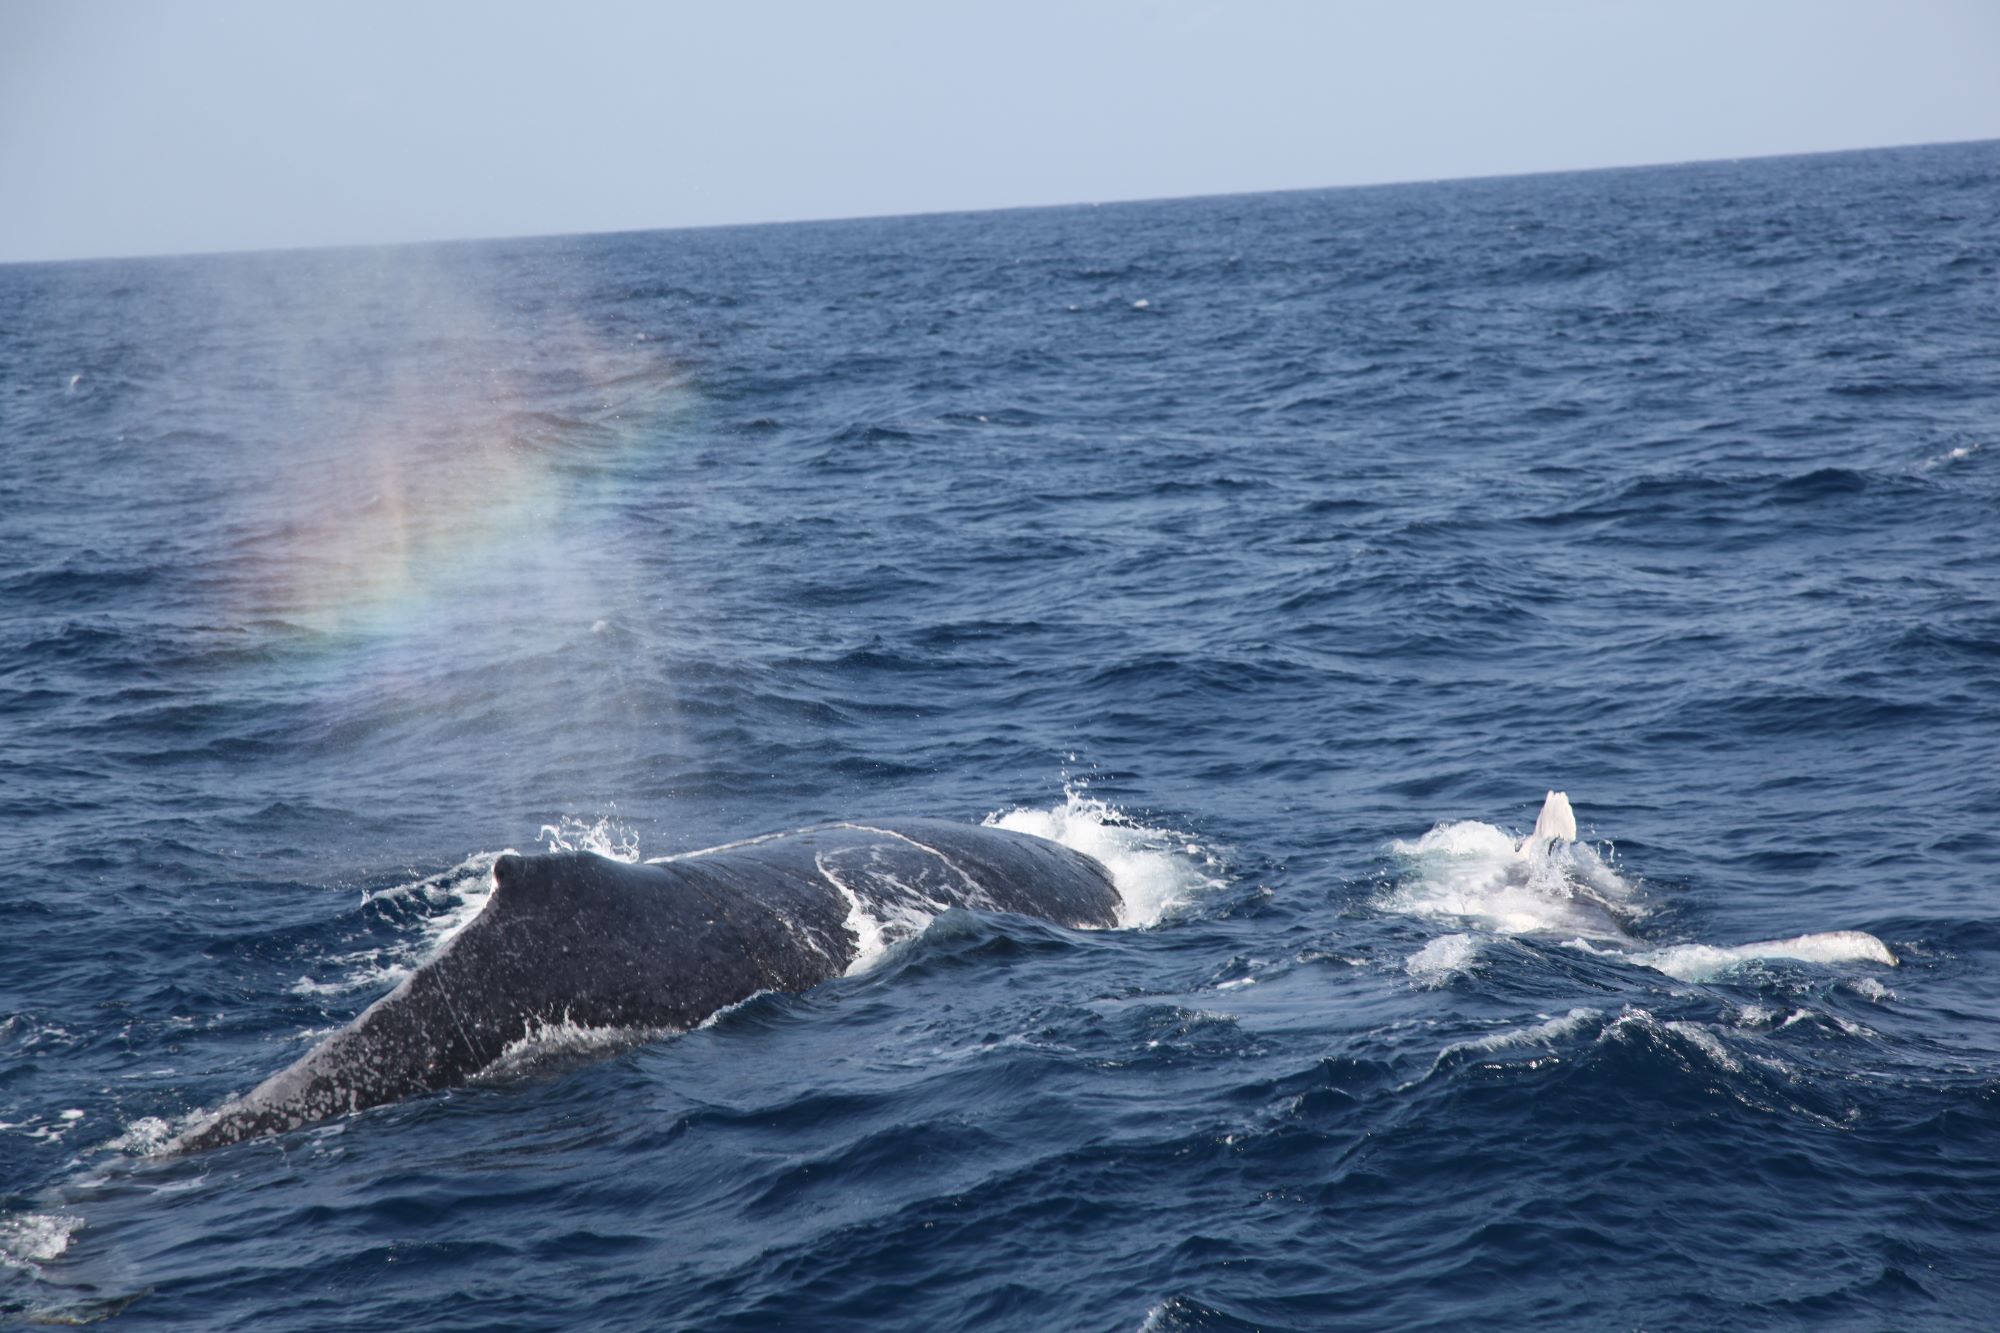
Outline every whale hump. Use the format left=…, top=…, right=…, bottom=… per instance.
left=1531, top=790, right=1577, bottom=843
left=168, top=820, right=1126, bottom=1153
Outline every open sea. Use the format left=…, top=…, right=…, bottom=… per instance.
left=2, top=139, right=1997, bottom=1329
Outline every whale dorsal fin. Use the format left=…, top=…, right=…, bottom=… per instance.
left=1531, top=790, right=1577, bottom=843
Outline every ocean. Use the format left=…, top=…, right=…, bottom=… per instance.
left=2, top=139, right=1996, bottom=1329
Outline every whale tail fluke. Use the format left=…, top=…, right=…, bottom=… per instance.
left=1528, top=790, right=1577, bottom=845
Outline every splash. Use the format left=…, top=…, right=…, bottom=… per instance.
left=283, top=851, right=512, bottom=1002
left=103, top=1116, right=180, bottom=1156
left=1920, top=439, right=1980, bottom=471
left=538, top=813, right=642, bottom=862
left=1385, top=792, right=1896, bottom=982
left=0, top=1212, right=82, bottom=1273
left=1441, top=1007, right=1602, bottom=1062
left=1383, top=807, right=1640, bottom=940
left=799, top=789, right=1224, bottom=973
left=984, top=785, right=1224, bottom=928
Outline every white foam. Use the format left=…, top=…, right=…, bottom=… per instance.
left=1405, top=933, right=1480, bottom=986
left=291, top=963, right=410, bottom=997
left=1665, top=1020, right=1743, bottom=1072
left=1445, top=1007, right=1601, bottom=1059
left=816, top=855, right=949, bottom=975
left=0, top=1212, right=82, bottom=1270
left=1849, top=976, right=1895, bottom=1003
left=1401, top=1006, right=1601, bottom=1088
left=985, top=786, right=1223, bottom=928
left=693, top=989, right=782, bottom=1031
left=1601, top=1006, right=1749, bottom=1075
left=1634, top=931, right=1898, bottom=982
left=103, top=1115, right=178, bottom=1155
left=831, top=869, right=889, bottom=972
left=476, top=1014, right=657, bottom=1079
left=1921, top=441, right=1980, bottom=470
left=1384, top=815, right=1637, bottom=940
left=1389, top=797, right=1897, bottom=987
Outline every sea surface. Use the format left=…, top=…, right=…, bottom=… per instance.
left=3, top=140, right=1998, bottom=1329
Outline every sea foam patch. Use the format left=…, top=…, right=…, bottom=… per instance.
left=0, top=1212, right=82, bottom=1272
left=1405, top=933, right=1481, bottom=987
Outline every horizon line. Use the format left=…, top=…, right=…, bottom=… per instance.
left=7, top=133, right=1996, bottom=271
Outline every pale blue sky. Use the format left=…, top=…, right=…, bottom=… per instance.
left=4, top=0, right=1997, bottom=263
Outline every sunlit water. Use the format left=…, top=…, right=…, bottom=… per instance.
left=3, top=140, right=1997, bottom=1329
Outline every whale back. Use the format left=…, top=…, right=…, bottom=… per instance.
left=483, top=849, right=855, bottom=1028
left=853, top=819, right=1121, bottom=927
left=171, top=820, right=1121, bottom=1151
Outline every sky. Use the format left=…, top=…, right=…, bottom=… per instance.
left=3, top=0, right=1998, bottom=264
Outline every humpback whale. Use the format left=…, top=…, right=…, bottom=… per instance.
left=171, top=819, right=1120, bottom=1153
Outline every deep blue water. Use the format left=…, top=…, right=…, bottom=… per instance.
left=3, top=140, right=1998, bottom=1329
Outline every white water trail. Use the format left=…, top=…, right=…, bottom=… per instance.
left=1631, top=931, right=1899, bottom=982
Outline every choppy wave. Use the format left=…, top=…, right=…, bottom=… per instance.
left=6, top=140, right=1999, bottom=1329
